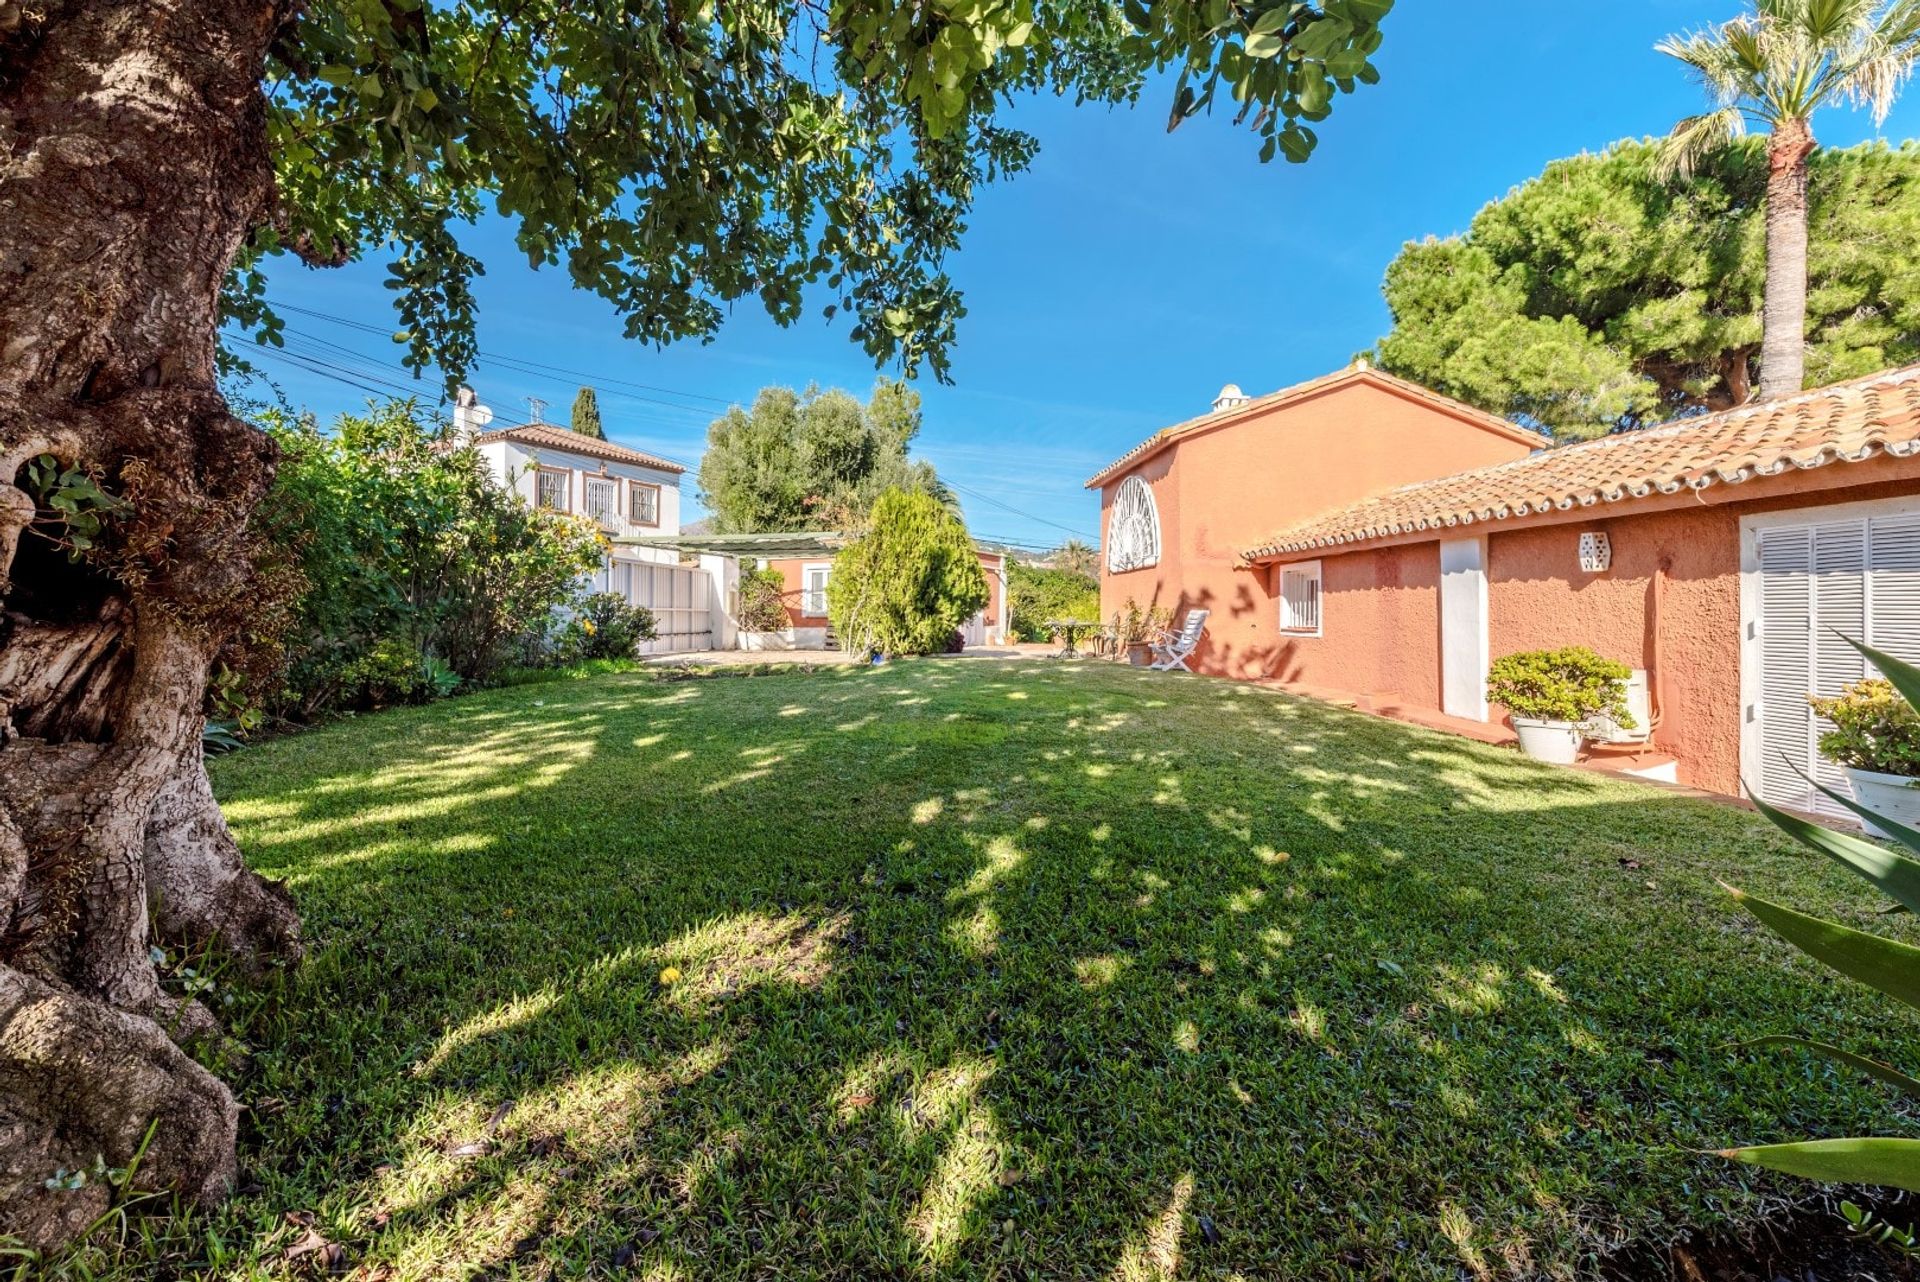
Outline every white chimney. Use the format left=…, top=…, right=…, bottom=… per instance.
left=451, top=386, right=494, bottom=443
left=1212, top=383, right=1250, bottom=413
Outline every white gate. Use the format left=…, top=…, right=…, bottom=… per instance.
left=605, top=557, right=713, bottom=654
left=1744, top=499, right=1920, bottom=817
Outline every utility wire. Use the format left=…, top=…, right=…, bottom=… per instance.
left=274, top=302, right=732, bottom=408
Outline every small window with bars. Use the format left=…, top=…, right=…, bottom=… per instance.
left=1278, top=562, right=1322, bottom=636
left=535, top=467, right=570, bottom=512
left=584, top=476, right=618, bottom=527
left=629, top=481, right=660, bottom=527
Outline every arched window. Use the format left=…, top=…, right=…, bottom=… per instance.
left=1107, top=476, right=1161, bottom=572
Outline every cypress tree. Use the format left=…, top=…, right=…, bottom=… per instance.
left=570, top=386, right=606, bottom=439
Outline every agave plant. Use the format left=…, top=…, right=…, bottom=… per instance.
left=1727, top=635, right=1920, bottom=1191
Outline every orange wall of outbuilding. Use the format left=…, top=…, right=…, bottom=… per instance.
left=1098, top=380, right=1536, bottom=679
left=1262, top=466, right=1920, bottom=796
left=1264, top=543, right=1444, bottom=708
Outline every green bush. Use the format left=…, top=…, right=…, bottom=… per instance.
left=738, top=566, right=790, bottom=632
left=254, top=401, right=604, bottom=722
left=1007, top=562, right=1099, bottom=642
left=1485, top=646, right=1634, bottom=725
left=827, top=488, right=987, bottom=656
left=558, top=592, right=659, bottom=661
left=1810, top=677, right=1920, bottom=777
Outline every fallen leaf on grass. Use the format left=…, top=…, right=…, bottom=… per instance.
left=997, top=1168, right=1025, bottom=1187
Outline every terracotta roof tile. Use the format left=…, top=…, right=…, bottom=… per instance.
left=1243, top=364, right=1920, bottom=561
left=1084, top=365, right=1549, bottom=489
left=473, top=422, right=686, bottom=474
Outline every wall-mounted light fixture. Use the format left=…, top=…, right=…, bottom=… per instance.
left=1578, top=531, right=1612, bottom=574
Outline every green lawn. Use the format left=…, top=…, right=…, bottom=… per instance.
left=126, top=661, right=1920, bottom=1277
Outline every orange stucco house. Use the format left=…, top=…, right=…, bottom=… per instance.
left=1091, top=361, right=1920, bottom=810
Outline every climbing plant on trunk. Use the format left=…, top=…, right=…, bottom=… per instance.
left=1655, top=0, right=1920, bottom=401
left=0, top=0, right=1395, bottom=1251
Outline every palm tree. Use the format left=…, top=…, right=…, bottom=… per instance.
left=1050, top=539, right=1099, bottom=578
left=1656, top=0, right=1920, bottom=399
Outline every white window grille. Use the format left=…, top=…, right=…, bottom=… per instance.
left=1106, top=476, right=1161, bottom=572
left=536, top=467, right=569, bottom=511
left=1278, top=562, right=1322, bottom=635
left=629, top=481, right=660, bottom=526
left=584, top=476, right=618, bottom=527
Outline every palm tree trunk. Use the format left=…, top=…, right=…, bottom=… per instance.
left=1760, top=116, right=1816, bottom=400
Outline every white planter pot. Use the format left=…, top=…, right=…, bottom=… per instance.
left=1842, top=766, right=1920, bottom=840
left=738, top=630, right=795, bottom=652
left=1512, top=717, right=1583, bottom=765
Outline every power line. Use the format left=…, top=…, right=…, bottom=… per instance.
left=274, top=302, right=732, bottom=408
left=944, top=477, right=1097, bottom=541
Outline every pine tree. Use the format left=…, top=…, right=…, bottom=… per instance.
left=571, top=386, right=606, bottom=439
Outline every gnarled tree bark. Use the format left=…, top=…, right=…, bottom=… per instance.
left=1, top=0, right=301, bottom=1249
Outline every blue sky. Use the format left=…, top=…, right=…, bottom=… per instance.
left=247, top=1, right=1920, bottom=550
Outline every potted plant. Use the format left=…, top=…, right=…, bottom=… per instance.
left=1111, top=599, right=1171, bottom=667
left=1809, top=677, right=1920, bottom=838
left=1485, top=646, right=1635, bottom=765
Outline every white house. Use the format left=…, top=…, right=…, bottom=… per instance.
left=453, top=388, right=738, bottom=653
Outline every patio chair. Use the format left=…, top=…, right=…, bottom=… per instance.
left=1149, top=609, right=1209, bottom=672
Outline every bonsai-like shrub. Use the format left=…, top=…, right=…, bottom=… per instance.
left=1485, top=646, right=1634, bottom=727
left=1810, top=677, right=1920, bottom=777
left=558, top=592, right=659, bottom=661
left=738, top=566, right=790, bottom=632
left=1110, top=598, right=1172, bottom=650
left=827, top=488, right=988, bottom=656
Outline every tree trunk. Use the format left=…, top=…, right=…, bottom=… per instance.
left=1759, top=116, right=1815, bottom=401
left=0, top=0, right=302, bottom=1250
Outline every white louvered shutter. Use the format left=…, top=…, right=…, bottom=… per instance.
left=1755, top=508, right=1920, bottom=817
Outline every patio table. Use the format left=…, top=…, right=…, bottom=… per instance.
left=1046, top=618, right=1103, bottom=659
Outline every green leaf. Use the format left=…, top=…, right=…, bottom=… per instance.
left=1251, top=7, right=1291, bottom=35
left=1739, top=1034, right=1920, bottom=1099
left=1245, top=30, right=1285, bottom=58
left=1748, top=785, right=1920, bottom=907
left=1792, top=762, right=1920, bottom=856
left=1728, top=883, right=1920, bottom=1012
left=1845, top=634, right=1920, bottom=714
left=1720, top=1137, right=1920, bottom=1192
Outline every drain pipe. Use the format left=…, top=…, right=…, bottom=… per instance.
left=1645, top=554, right=1671, bottom=747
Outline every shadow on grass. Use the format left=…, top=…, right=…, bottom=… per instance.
left=201, top=660, right=1920, bottom=1281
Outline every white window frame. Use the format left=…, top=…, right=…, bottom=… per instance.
left=1739, top=493, right=1920, bottom=802
left=801, top=562, right=832, bottom=616
left=583, top=475, right=619, bottom=527
left=1277, top=560, right=1323, bottom=637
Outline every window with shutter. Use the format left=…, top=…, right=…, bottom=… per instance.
left=1278, top=562, right=1322, bottom=636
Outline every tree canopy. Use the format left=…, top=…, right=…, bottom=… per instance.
left=570, top=386, right=606, bottom=439
left=698, top=380, right=949, bottom=532
left=1372, top=137, right=1920, bottom=440
left=229, top=0, right=1396, bottom=385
